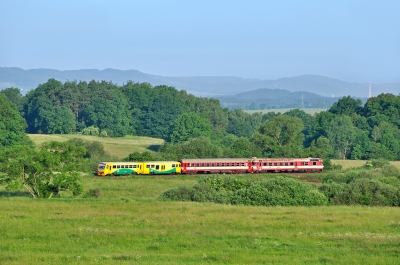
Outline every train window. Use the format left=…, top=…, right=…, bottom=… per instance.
left=151, top=164, right=155, bottom=168
left=221, top=163, right=225, bottom=166
left=113, top=165, right=116, bottom=169
left=216, top=163, right=220, bottom=166
left=269, top=163, right=272, bottom=166
left=242, top=163, right=245, bottom=166
left=313, top=162, right=317, bottom=165
left=172, top=164, right=175, bottom=168
left=201, top=163, right=205, bottom=167
left=206, top=163, right=210, bottom=167
left=285, top=162, right=288, bottom=166
left=274, top=163, right=277, bottom=166
left=161, top=165, right=165, bottom=170
left=279, top=162, right=283, bottom=166
left=236, top=163, right=240, bottom=166
left=190, top=163, right=193, bottom=167
left=196, top=163, right=199, bottom=167
left=146, top=165, right=150, bottom=168
left=305, top=162, right=308, bottom=166
left=290, top=162, right=293, bottom=166
left=263, top=163, right=267, bottom=166
left=212, top=163, right=214, bottom=166
left=156, top=165, right=159, bottom=170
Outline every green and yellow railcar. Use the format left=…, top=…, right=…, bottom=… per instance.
left=97, top=162, right=143, bottom=176
left=141, top=161, right=181, bottom=175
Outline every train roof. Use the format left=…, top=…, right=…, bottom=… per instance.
left=179, top=158, right=251, bottom=163
left=99, top=161, right=180, bottom=164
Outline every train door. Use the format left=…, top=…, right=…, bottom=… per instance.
left=251, top=160, right=261, bottom=173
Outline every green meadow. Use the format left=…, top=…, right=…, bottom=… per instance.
left=1, top=175, right=400, bottom=264
left=1, top=135, right=397, bottom=264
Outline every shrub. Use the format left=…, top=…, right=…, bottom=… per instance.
left=348, top=178, right=399, bottom=206
left=84, top=188, right=101, bottom=198
left=159, top=186, right=193, bottom=201
left=160, top=176, right=327, bottom=206
left=370, top=158, right=390, bottom=169
left=381, top=164, right=400, bottom=177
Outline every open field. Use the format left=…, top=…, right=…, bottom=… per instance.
left=331, top=159, right=400, bottom=170
left=28, top=134, right=400, bottom=171
left=244, top=108, right=328, bottom=115
left=28, top=134, right=164, bottom=159
left=1, top=175, right=400, bottom=264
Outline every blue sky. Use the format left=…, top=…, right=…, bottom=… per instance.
left=1, top=0, right=399, bottom=83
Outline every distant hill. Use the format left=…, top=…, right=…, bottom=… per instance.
left=215, top=88, right=344, bottom=110
left=1, top=67, right=399, bottom=98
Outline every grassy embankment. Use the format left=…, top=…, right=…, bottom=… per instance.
left=0, top=134, right=398, bottom=264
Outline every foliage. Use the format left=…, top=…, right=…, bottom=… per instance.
left=328, top=96, right=363, bottom=116
left=169, top=112, right=212, bottom=143
left=160, top=175, right=327, bottom=206
left=159, top=136, right=223, bottom=159
left=381, top=164, right=400, bottom=177
left=370, top=158, right=390, bottom=168
left=5, top=77, right=400, bottom=162
left=0, top=93, right=33, bottom=150
left=0, top=87, right=26, bottom=114
left=0, top=142, right=85, bottom=198
left=319, top=170, right=400, bottom=206
left=251, top=115, right=305, bottom=157
left=83, top=188, right=101, bottom=198
left=124, top=151, right=158, bottom=162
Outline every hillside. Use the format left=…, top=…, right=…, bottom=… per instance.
left=216, top=88, right=347, bottom=109
left=1, top=67, right=399, bottom=97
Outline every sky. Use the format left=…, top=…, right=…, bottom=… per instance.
left=1, top=0, right=399, bottom=83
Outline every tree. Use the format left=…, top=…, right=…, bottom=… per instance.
left=329, top=96, right=363, bottom=116
left=310, top=136, right=333, bottom=159
left=169, top=113, right=212, bottom=143
left=159, top=136, right=223, bottom=159
left=0, top=142, right=86, bottom=198
left=251, top=115, right=305, bottom=157
left=364, top=93, right=400, bottom=127
left=326, top=116, right=357, bottom=159
left=284, top=109, right=315, bottom=138
left=0, top=94, right=33, bottom=150
left=0, top=87, right=26, bottom=114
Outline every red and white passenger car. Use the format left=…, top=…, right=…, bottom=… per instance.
left=179, top=157, right=323, bottom=174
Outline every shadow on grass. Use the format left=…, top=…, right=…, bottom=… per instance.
left=147, top=145, right=161, bottom=152
left=0, top=190, right=32, bottom=197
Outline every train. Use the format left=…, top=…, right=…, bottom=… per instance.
left=97, top=157, right=324, bottom=176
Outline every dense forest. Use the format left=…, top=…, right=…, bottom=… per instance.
left=1, top=78, right=400, bottom=162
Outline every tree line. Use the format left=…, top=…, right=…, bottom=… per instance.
left=1, top=79, right=400, bottom=162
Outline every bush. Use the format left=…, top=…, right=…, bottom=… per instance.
left=159, top=186, right=193, bottom=201
left=348, top=178, right=399, bottom=206
left=160, top=176, right=327, bottom=206
left=84, top=188, right=101, bottom=198
left=381, top=164, right=400, bottom=177
left=370, top=158, right=390, bottom=169
left=319, top=175, right=400, bottom=206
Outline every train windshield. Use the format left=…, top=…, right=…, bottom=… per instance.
left=98, top=164, right=106, bottom=170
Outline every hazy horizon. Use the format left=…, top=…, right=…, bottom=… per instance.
left=1, top=1, right=399, bottom=83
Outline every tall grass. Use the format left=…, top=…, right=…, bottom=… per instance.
left=1, top=175, right=400, bottom=264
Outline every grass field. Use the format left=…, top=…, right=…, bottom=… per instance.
left=1, top=175, right=400, bottom=264
left=28, top=134, right=164, bottom=159
left=3, top=135, right=400, bottom=263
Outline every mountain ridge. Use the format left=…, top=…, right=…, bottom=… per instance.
left=1, top=67, right=399, bottom=98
